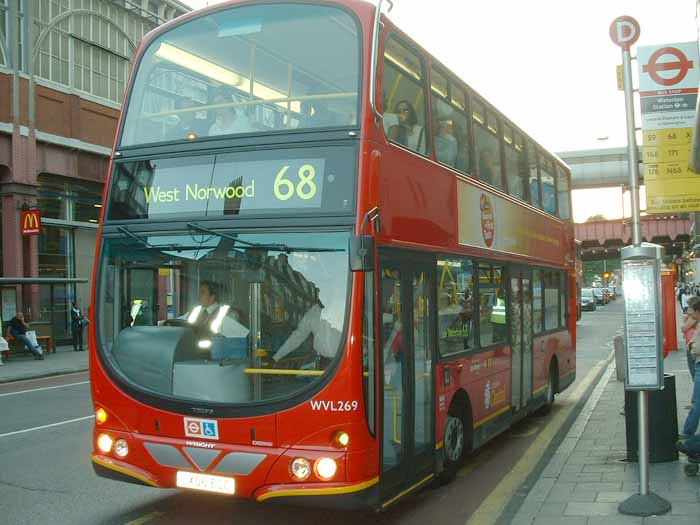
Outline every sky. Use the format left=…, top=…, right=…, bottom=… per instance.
left=181, top=0, right=700, bottom=222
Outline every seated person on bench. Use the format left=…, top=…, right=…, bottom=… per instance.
left=8, top=312, right=44, bottom=360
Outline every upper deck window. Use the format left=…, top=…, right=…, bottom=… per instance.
left=120, top=4, right=360, bottom=147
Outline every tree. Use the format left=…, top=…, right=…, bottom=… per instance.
left=586, top=214, right=607, bottom=222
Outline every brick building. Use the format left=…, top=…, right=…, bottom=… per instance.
left=0, top=0, right=190, bottom=341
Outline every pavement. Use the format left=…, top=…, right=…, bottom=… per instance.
left=0, top=344, right=89, bottom=383
left=511, top=307, right=700, bottom=524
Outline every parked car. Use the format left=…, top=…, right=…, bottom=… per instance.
left=581, top=288, right=597, bottom=311
left=592, top=287, right=606, bottom=305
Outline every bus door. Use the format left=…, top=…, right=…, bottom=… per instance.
left=379, top=253, right=435, bottom=500
left=509, top=267, right=533, bottom=411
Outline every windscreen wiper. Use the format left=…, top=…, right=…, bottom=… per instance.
left=187, top=222, right=343, bottom=253
left=117, top=226, right=183, bottom=252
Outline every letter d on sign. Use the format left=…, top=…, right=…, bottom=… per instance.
left=609, top=16, right=640, bottom=50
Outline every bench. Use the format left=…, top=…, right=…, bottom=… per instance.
left=5, top=334, right=54, bottom=357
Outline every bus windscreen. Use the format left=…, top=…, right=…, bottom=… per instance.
left=119, top=4, right=360, bottom=147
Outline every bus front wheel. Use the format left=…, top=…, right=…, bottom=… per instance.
left=438, top=401, right=471, bottom=484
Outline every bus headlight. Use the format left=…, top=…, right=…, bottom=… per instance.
left=314, top=457, right=337, bottom=481
left=97, top=434, right=113, bottom=454
left=114, top=439, right=129, bottom=458
left=290, top=457, right=311, bottom=481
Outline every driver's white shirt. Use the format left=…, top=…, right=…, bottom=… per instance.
left=272, top=304, right=341, bottom=361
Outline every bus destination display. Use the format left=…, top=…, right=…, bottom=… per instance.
left=107, top=147, right=356, bottom=220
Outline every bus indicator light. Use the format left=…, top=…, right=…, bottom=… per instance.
left=95, top=408, right=107, bottom=425
left=333, top=430, right=350, bottom=447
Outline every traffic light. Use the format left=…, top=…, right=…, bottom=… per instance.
left=603, top=272, right=611, bottom=281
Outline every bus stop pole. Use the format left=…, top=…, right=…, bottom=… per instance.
left=616, top=27, right=671, bottom=517
left=621, top=46, right=650, bottom=498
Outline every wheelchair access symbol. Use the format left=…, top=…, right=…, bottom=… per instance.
left=184, top=417, right=219, bottom=440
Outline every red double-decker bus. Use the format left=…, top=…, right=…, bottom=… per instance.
left=90, top=0, right=576, bottom=509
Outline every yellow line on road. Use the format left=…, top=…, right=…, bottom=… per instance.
left=126, top=511, right=164, bottom=525
left=465, top=351, right=613, bottom=525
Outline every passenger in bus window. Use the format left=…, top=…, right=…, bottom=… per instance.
left=168, top=97, right=210, bottom=141
left=208, top=94, right=255, bottom=136
left=434, top=118, right=458, bottom=167
left=384, top=100, right=426, bottom=154
left=300, top=99, right=342, bottom=128
left=478, top=147, right=500, bottom=187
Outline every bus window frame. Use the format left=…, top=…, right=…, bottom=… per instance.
left=556, top=163, right=573, bottom=222
left=114, top=1, right=365, bottom=151
left=380, top=32, right=432, bottom=158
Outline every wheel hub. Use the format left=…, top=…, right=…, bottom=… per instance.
left=444, top=415, right=464, bottom=462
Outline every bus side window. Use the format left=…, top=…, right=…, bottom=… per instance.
left=557, top=165, right=571, bottom=221
left=382, top=37, right=430, bottom=157
left=436, top=257, right=474, bottom=356
left=474, top=103, right=504, bottom=191
left=528, top=142, right=542, bottom=209
left=540, top=155, right=557, bottom=215
left=532, top=269, right=543, bottom=332
left=477, top=264, right=507, bottom=347
left=430, top=70, right=471, bottom=174
left=504, top=128, right=528, bottom=202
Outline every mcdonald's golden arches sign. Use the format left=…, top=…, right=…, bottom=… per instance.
left=21, top=210, right=41, bottom=236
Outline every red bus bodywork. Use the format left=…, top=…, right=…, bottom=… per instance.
left=90, top=0, right=576, bottom=510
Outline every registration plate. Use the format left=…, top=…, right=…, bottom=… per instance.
left=176, top=471, right=235, bottom=495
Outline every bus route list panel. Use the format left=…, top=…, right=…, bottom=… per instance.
left=623, top=260, right=662, bottom=389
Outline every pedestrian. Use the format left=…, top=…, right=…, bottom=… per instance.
left=682, top=287, right=690, bottom=313
left=7, top=312, right=43, bottom=360
left=71, top=301, right=85, bottom=352
left=683, top=296, right=700, bottom=379
left=681, top=301, right=700, bottom=438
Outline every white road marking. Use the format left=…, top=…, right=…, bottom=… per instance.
left=0, top=381, right=90, bottom=397
left=0, top=415, right=94, bottom=439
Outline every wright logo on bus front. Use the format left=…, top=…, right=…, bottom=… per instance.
left=480, top=194, right=495, bottom=247
left=184, top=417, right=219, bottom=440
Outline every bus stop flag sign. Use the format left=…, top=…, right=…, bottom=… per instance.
left=609, top=16, right=640, bottom=50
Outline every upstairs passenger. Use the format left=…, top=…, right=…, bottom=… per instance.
left=208, top=94, right=254, bottom=136
left=168, top=97, right=210, bottom=140
left=383, top=100, right=426, bottom=155
left=434, top=118, right=458, bottom=167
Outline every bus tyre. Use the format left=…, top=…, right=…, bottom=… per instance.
left=538, top=362, right=557, bottom=416
left=438, top=406, right=469, bottom=484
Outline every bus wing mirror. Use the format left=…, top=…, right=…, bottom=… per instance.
left=349, top=235, right=375, bottom=272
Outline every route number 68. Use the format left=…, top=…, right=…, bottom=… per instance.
left=274, top=164, right=317, bottom=201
